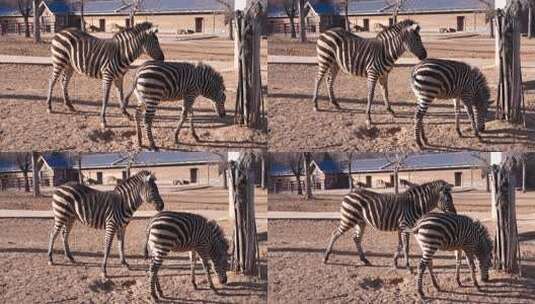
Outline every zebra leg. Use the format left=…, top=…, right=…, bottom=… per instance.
left=454, top=98, right=462, bottom=137
left=61, top=221, right=76, bottom=263
left=323, top=223, right=351, bottom=263
left=47, top=223, right=62, bottom=265
left=428, top=260, right=441, bottom=291
left=174, top=104, right=189, bottom=145
left=455, top=250, right=463, bottom=287
left=143, top=104, right=158, bottom=151
left=326, top=66, right=340, bottom=109
left=312, top=68, right=326, bottom=111
left=190, top=251, right=198, bottom=289
left=149, top=258, right=164, bottom=299
left=200, top=256, right=216, bottom=290
left=393, top=231, right=403, bottom=268
left=417, top=259, right=428, bottom=301
left=466, top=254, right=481, bottom=291
left=189, top=106, right=199, bottom=142
left=352, top=223, right=371, bottom=265
left=61, top=67, right=76, bottom=112
left=135, top=104, right=144, bottom=149
left=46, top=66, right=63, bottom=113
left=101, top=226, right=116, bottom=279
left=100, top=77, right=113, bottom=128
left=414, top=108, right=428, bottom=149
left=378, top=74, right=394, bottom=115
left=365, top=75, right=379, bottom=128
left=114, top=77, right=132, bottom=120
left=116, top=228, right=129, bottom=269
left=464, top=102, right=482, bottom=141
left=401, top=231, right=412, bottom=273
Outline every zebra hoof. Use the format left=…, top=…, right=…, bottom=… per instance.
left=333, top=103, right=341, bottom=110
left=66, top=105, right=76, bottom=112
left=48, top=260, right=54, bottom=266
left=47, top=108, right=53, bottom=114
left=365, top=120, right=372, bottom=129
left=192, top=134, right=200, bottom=142
left=313, top=106, right=319, bottom=112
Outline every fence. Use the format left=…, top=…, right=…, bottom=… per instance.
left=0, top=21, right=56, bottom=36
left=0, top=174, right=53, bottom=191
left=269, top=22, right=319, bottom=36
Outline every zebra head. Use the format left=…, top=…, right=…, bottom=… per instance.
left=198, top=63, right=226, bottom=118
left=143, top=28, right=165, bottom=61
left=474, top=220, right=493, bottom=282
left=208, top=220, right=230, bottom=285
left=435, top=180, right=456, bottom=214
left=141, top=172, right=164, bottom=211
left=402, top=22, right=427, bottom=60
left=473, top=69, right=491, bottom=132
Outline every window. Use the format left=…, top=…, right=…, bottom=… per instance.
left=454, top=172, right=462, bottom=187
left=365, top=176, right=372, bottom=187
left=457, top=16, right=465, bottom=31
left=195, top=17, right=203, bottom=33
left=363, top=19, right=369, bottom=31
left=96, top=172, right=103, bottom=184
left=99, top=19, right=105, bottom=32
left=190, top=168, right=198, bottom=183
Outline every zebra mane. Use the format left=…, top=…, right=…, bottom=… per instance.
left=115, top=170, right=152, bottom=190
left=404, top=179, right=447, bottom=194
left=377, top=19, right=418, bottom=39
left=471, top=67, right=491, bottom=106
left=207, top=219, right=229, bottom=251
left=113, top=22, right=154, bottom=38
left=473, top=219, right=493, bottom=255
left=195, top=62, right=225, bottom=89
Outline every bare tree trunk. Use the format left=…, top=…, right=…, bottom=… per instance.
left=296, top=175, right=302, bottom=195
left=31, top=151, right=40, bottom=196
left=261, top=156, right=267, bottom=189
left=80, top=0, right=86, bottom=32
left=529, top=5, right=533, bottom=39
left=522, top=161, right=526, bottom=193
left=23, top=15, right=30, bottom=37
left=22, top=171, right=30, bottom=192
left=348, top=152, right=353, bottom=191
left=345, top=0, right=349, bottom=31
left=393, top=168, right=399, bottom=194
left=289, top=17, right=296, bottom=38
left=303, top=152, right=312, bottom=199
left=78, top=152, right=83, bottom=184
left=298, top=0, right=306, bottom=42
left=228, top=152, right=259, bottom=275
left=490, top=162, right=520, bottom=274
left=33, top=0, right=40, bottom=42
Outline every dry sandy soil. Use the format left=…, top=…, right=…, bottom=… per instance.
left=268, top=219, right=535, bottom=304
left=0, top=36, right=268, bottom=152
left=0, top=186, right=268, bottom=212
left=267, top=35, right=535, bottom=152
left=0, top=218, right=267, bottom=303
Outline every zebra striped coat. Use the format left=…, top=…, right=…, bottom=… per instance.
left=413, top=212, right=492, bottom=300
left=46, top=22, right=165, bottom=128
left=125, top=61, right=226, bottom=150
left=410, top=58, right=491, bottom=149
left=324, top=180, right=456, bottom=271
left=47, top=170, right=164, bottom=278
left=143, top=211, right=229, bottom=300
left=312, top=20, right=427, bottom=127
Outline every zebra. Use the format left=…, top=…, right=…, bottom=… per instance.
left=323, top=180, right=456, bottom=271
left=312, top=19, right=427, bottom=127
left=410, top=58, right=491, bottom=149
left=46, top=22, right=165, bottom=128
left=143, top=211, right=230, bottom=300
left=413, top=212, right=493, bottom=301
left=47, top=170, right=164, bottom=278
left=124, top=60, right=226, bottom=151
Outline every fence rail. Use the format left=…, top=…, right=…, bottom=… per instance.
left=0, top=21, right=56, bottom=36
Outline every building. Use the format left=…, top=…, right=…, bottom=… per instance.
left=0, top=0, right=228, bottom=35
left=0, top=151, right=225, bottom=189
left=267, top=0, right=494, bottom=35
left=269, top=152, right=490, bottom=193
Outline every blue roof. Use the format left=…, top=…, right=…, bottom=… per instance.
left=0, top=7, right=19, bottom=17
left=270, top=163, right=293, bottom=177
left=42, top=152, right=73, bottom=169
left=347, top=0, right=492, bottom=15
left=75, top=0, right=225, bottom=14
left=308, top=1, right=339, bottom=16
left=78, top=152, right=221, bottom=169
left=45, top=0, right=71, bottom=14
left=316, top=158, right=341, bottom=174
left=0, top=158, right=21, bottom=173
left=78, top=0, right=127, bottom=14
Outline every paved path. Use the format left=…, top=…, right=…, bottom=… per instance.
left=0, top=209, right=269, bottom=221
left=268, top=55, right=496, bottom=69
left=0, top=55, right=234, bottom=73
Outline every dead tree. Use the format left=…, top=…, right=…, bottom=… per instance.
left=298, top=0, right=306, bottom=42
left=477, top=0, right=496, bottom=38
left=15, top=152, right=31, bottom=192
left=31, top=151, right=40, bottom=196
left=288, top=153, right=304, bottom=195
left=490, top=155, right=521, bottom=274
left=234, top=2, right=265, bottom=129
left=122, top=0, right=143, bottom=26
left=17, top=0, right=31, bottom=38
left=385, top=0, right=407, bottom=24
left=303, top=152, right=313, bottom=199
left=283, top=0, right=297, bottom=38
left=384, top=152, right=408, bottom=194
left=347, top=152, right=353, bottom=191
left=227, top=152, right=259, bottom=275
left=216, top=0, right=234, bottom=39
left=495, top=1, right=525, bottom=124
left=33, top=0, right=40, bottom=42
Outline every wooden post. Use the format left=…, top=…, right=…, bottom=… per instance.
left=33, top=0, right=41, bottom=43
left=490, top=157, right=521, bottom=274
left=31, top=151, right=40, bottom=196
left=78, top=152, right=83, bottom=184
left=298, top=0, right=307, bottom=42
left=228, top=151, right=258, bottom=275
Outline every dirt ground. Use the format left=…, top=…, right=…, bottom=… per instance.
left=0, top=218, right=267, bottom=303
left=267, top=35, right=535, bottom=152
left=268, top=219, right=535, bottom=304
left=268, top=189, right=535, bottom=214
left=0, top=186, right=268, bottom=212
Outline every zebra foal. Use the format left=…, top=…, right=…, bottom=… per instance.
left=410, top=58, right=491, bottom=149
left=413, top=212, right=493, bottom=301
left=125, top=61, right=227, bottom=150
left=47, top=170, right=164, bottom=278
left=324, top=180, right=456, bottom=271
left=143, top=211, right=230, bottom=300
left=312, top=19, right=427, bottom=127
left=46, top=22, right=165, bottom=128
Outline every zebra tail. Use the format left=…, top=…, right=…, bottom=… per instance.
left=124, top=73, right=140, bottom=105
left=143, top=221, right=151, bottom=260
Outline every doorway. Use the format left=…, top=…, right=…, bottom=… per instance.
left=195, top=17, right=203, bottom=33
left=456, top=16, right=465, bottom=31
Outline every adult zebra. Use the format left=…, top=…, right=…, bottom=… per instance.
left=47, top=170, right=164, bottom=278
left=413, top=212, right=493, bottom=300
left=312, top=19, right=427, bottom=127
left=323, top=180, right=456, bottom=271
left=46, top=22, right=165, bottom=128
left=124, top=61, right=226, bottom=150
left=143, top=211, right=230, bottom=300
left=410, top=58, right=491, bottom=149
